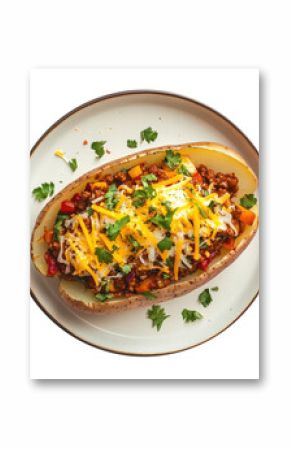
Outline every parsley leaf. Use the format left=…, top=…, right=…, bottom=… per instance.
left=240, top=194, right=257, bottom=209
left=142, top=291, right=156, bottom=300
left=211, top=286, right=219, bottom=292
left=86, top=207, right=93, bottom=216
left=157, top=236, right=174, bottom=252
left=164, top=149, right=181, bottom=169
left=178, top=164, right=190, bottom=176
left=32, top=182, right=55, bottom=202
left=106, top=215, right=130, bottom=240
left=150, top=207, right=176, bottom=230
left=140, top=127, right=158, bottom=143
left=198, top=288, right=213, bottom=307
left=95, top=247, right=113, bottom=264
left=95, top=292, right=113, bottom=302
left=147, top=305, right=170, bottom=331
left=127, top=139, right=138, bottom=148
left=182, top=309, right=203, bottom=323
left=53, top=213, right=69, bottom=241
left=68, top=158, right=78, bottom=172
left=104, top=183, right=118, bottom=210
left=91, top=140, right=106, bottom=158
left=128, top=235, right=141, bottom=251
left=121, top=264, right=132, bottom=274
left=141, top=173, right=157, bottom=187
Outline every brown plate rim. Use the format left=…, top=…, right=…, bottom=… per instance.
left=30, top=89, right=259, bottom=357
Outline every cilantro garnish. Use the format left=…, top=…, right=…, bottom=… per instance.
left=32, top=182, right=55, bottom=202
left=166, top=256, right=174, bottom=269
left=140, top=127, right=158, bottom=143
left=182, top=309, right=203, bottom=323
left=142, top=291, right=156, bottom=300
left=178, top=164, right=190, bottom=176
left=86, top=207, right=93, bottom=216
left=68, top=158, right=78, bottom=172
left=104, top=183, right=118, bottom=210
left=211, top=286, right=219, bottom=292
left=147, top=305, right=170, bottom=331
left=91, top=140, right=106, bottom=158
left=150, top=207, right=176, bottom=230
left=133, top=185, right=156, bottom=207
left=95, top=292, right=113, bottom=302
left=240, top=194, right=257, bottom=209
left=141, top=173, right=157, bottom=187
left=95, top=247, right=113, bottom=264
left=121, top=264, right=132, bottom=274
left=127, top=139, right=138, bottom=148
left=198, top=288, right=213, bottom=307
left=53, top=213, right=69, bottom=241
left=157, top=236, right=174, bottom=252
left=128, top=235, right=142, bottom=251
left=164, top=149, right=181, bottom=169
left=106, top=215, right=130, bottom=241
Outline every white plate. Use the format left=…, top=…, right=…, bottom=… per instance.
left=30, top=90, right=259, bottom=355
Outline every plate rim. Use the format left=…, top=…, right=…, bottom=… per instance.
left=30, top=89, right=259, bottom=356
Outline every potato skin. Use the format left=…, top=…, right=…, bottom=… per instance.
left=31, top=141, right=258, bottom=314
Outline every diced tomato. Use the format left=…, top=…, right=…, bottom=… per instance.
left=198, top=258, right=211, bottom=271
left=72, top=193, right=82, bottom=202
left=239, top=209, right=256, bottom=226
left=60, top=200, right=75, bottom=214
left=44, top=252, right=58, bottom=276
left=43, top=228, right=53, bottom=244
left=223, top=237, right=235, bottom=250
left=192, top=172, right=203, bottom=184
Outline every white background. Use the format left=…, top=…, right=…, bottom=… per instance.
left=1, top=0, right=288, bottom=448
left=30, top=68, right=259, bottom=379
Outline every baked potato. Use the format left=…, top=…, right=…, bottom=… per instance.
left=31, top=142, right=259, bottom=313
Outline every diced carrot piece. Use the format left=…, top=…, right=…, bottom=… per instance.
left=128, top=164, right=142, bottom=179
left=239, top=209, right=256, bottom=225
left=223, top=237, right=235, bottom=250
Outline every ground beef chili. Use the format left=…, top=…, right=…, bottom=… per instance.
left=44, top=156, right=252, bottom=297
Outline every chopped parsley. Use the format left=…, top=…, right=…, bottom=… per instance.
left=121, top=264, right=132, bottom=274
left=127, top=139, right=138, bottom=148
left=53, top=213, right=69, bottom=241
left=68, top=158, right=78, bottom=172
left=140, top=127, right=158, bottom=143
left=198, top=288, right=213, bottom=307
left=162, top=272, right=170, bottom=279
left=178, top=164, right=190, bottom=176
left=104, top=183, right=118, bottom=210
left=106, top=215, right=130, bottom=240
left=211, top=286, right=219, bottom=292
left=164, top=149, right=181, bottom=169
left=240, top=193, right=257, bottom=209
left=91, top=140, right=106, bottom=158
left=182, top=309, right=203, bottom=322
left=142, top=291, right=156, bottom=300
left=157, top=236, right=174, bottom=252
left=86, top=207, right=93, bottom=216
left=147, top=305, right=170, bottom=331
left=95, top=292, right=113, bottom=302
left=95, top=247, right=113, bottom=264
left=32, top=182, right=55, bottom=202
